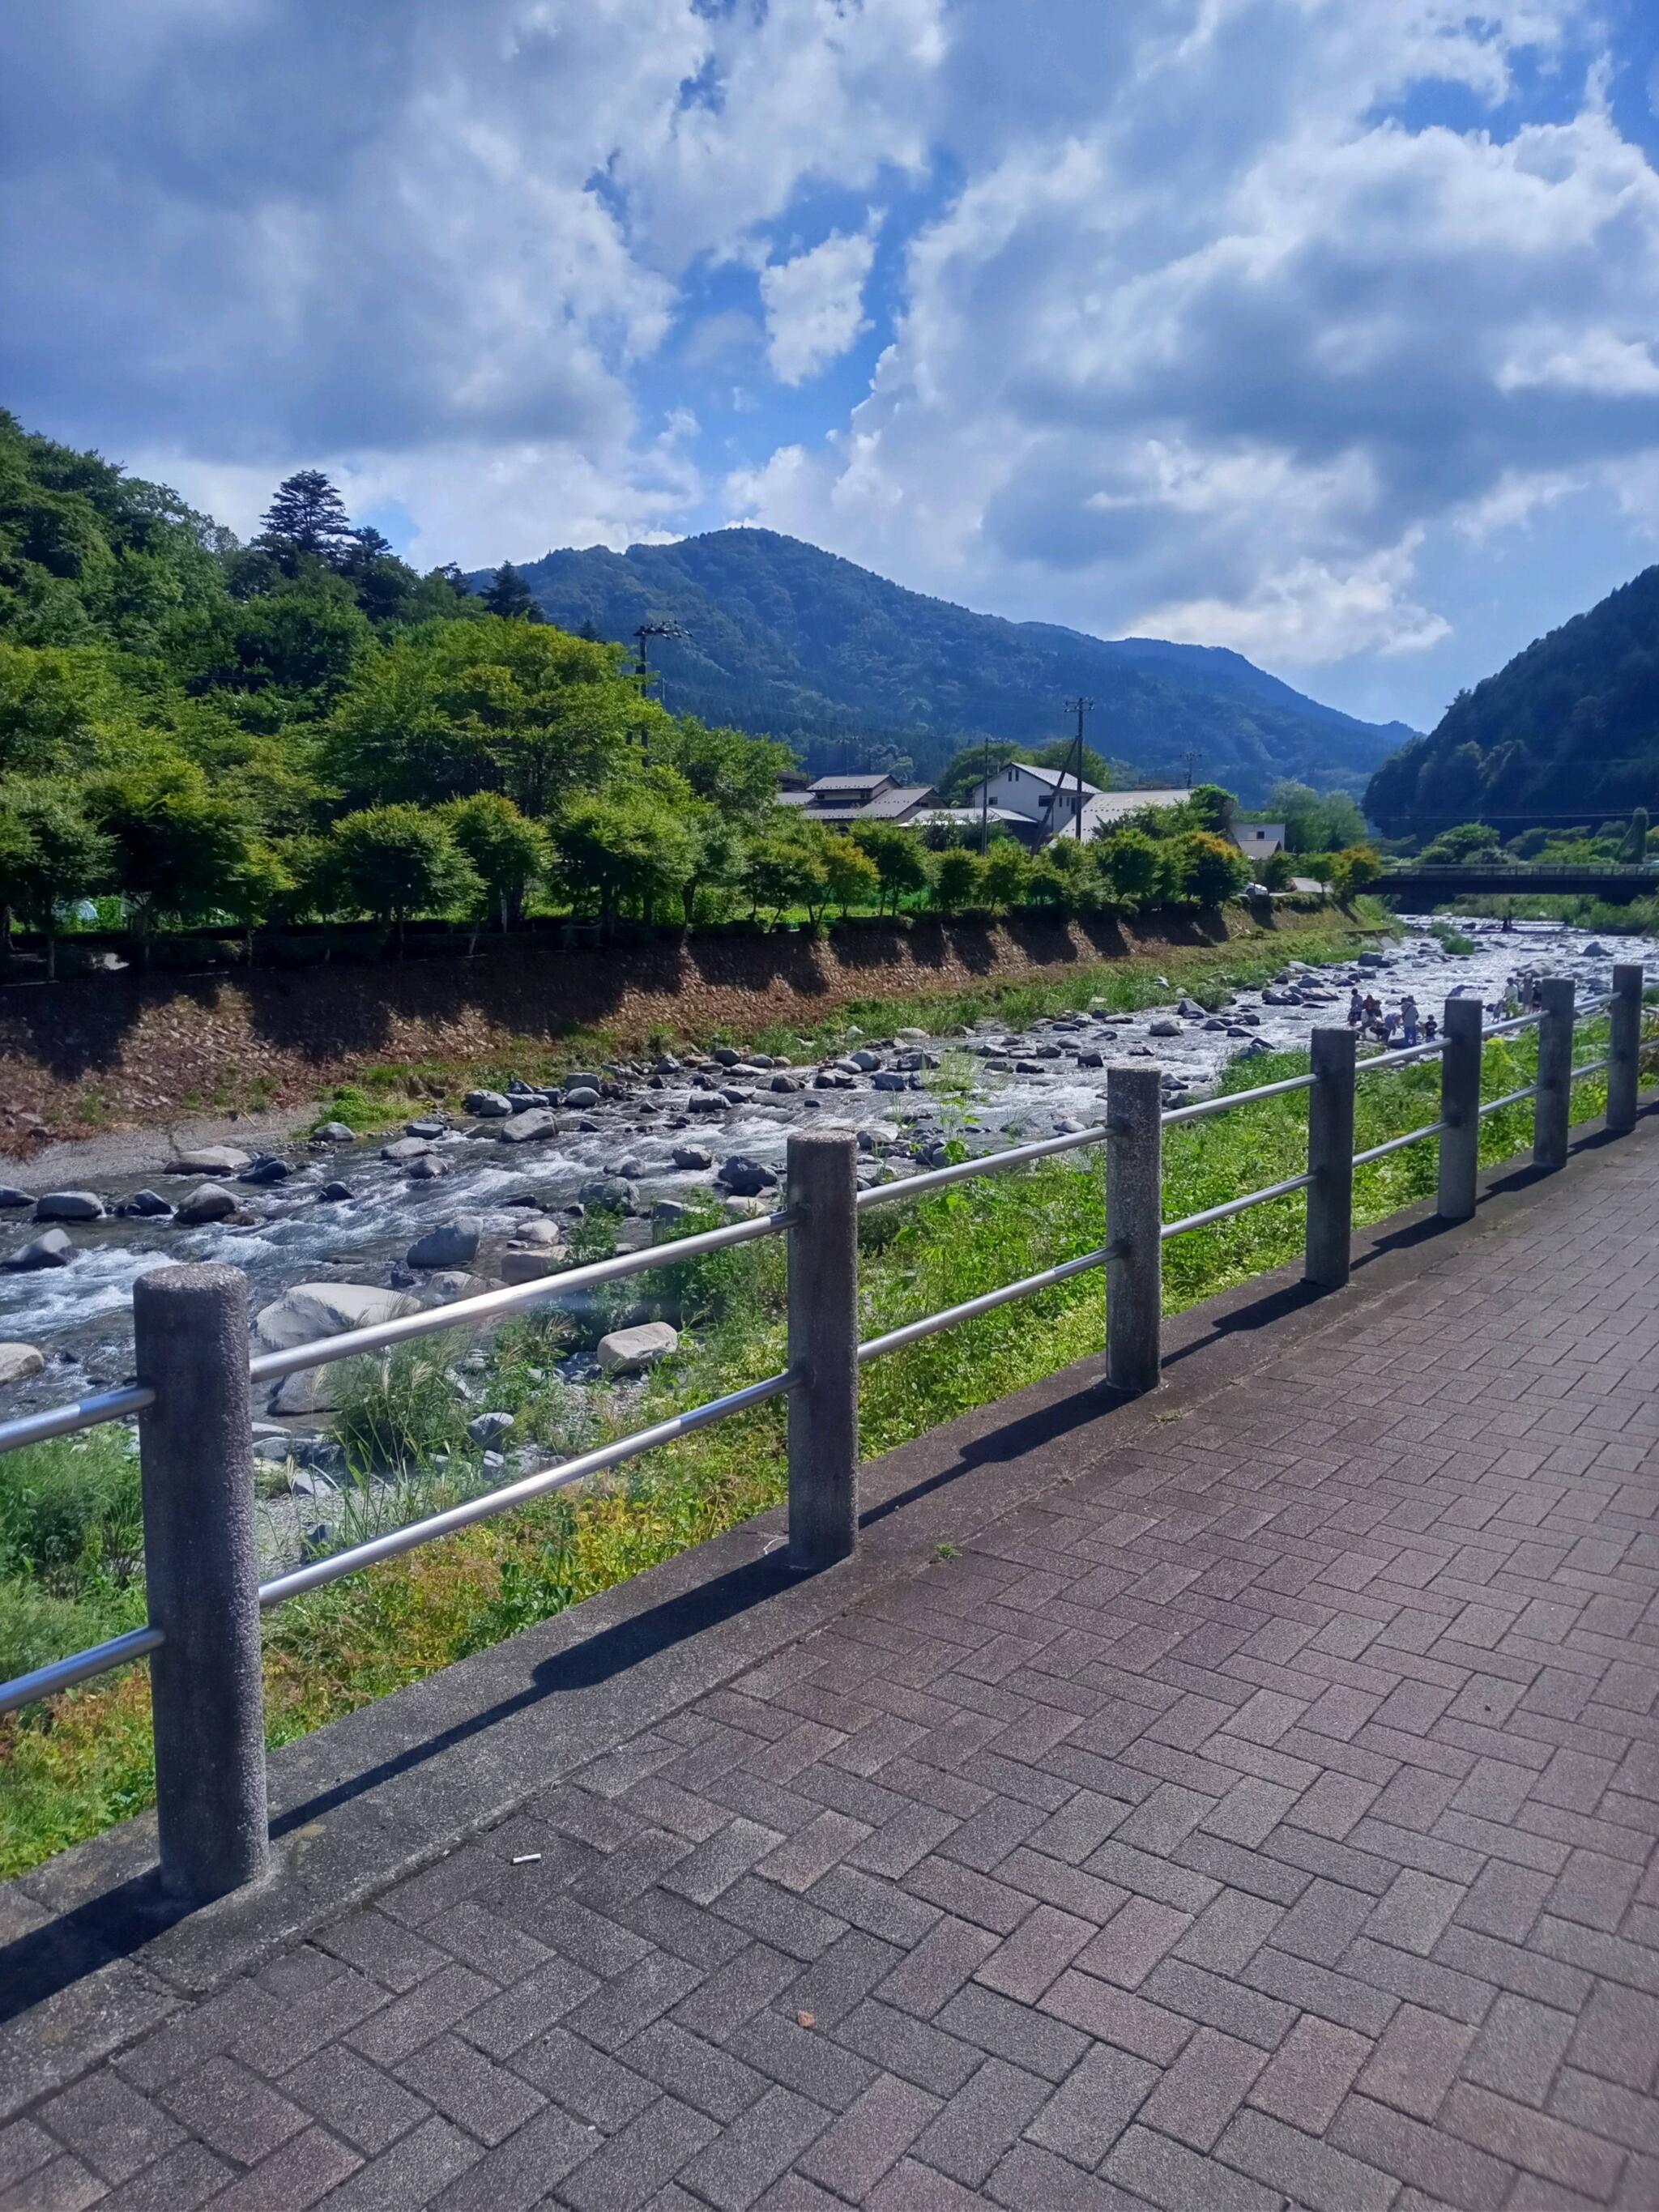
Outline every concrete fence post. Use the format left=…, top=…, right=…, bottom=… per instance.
left=1607, top=963, right=1644, bottom=1134
left=1438, top=996, right=1483, bottom=1222
left=1106, top=1064, right=1163, bottom=1395
left=786, top=1129, right=859, bottom=1572
left=1304, top=1026, right=1357, bottom=1289
left=133, top=1264, right=269, bottom=1901
left=1533, top=976, right=1575, bottom=1171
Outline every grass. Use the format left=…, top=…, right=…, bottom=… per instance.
left=1442, top=891, right=1659, bottom=935
left=1430, top=923, right=1478, bottom=956
left=1, top=899, right=1444, bottom=1873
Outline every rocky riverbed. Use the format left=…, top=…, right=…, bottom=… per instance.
left=1, top=914, right=1653, bottom=1430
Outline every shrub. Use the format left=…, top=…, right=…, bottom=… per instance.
left=0, top=1431, right=143, bottom=1597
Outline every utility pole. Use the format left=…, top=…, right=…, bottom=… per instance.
left=980, top=732, right=992, bottom=853
left=633, top=618, right=689, bottom=754
left=1181, top=749, right=1198, bottom=791
left=1064, top=696, right=1094, bottom=840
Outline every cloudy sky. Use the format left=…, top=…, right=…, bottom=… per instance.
left=5, top=0, right=1659, bottom=730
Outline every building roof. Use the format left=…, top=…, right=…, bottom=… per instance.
left=807, top=773, right=898, bottom=793
left=777, top=782, right=937, bottom=823
left=980, top=761, right=1104, bottom=798
left=1234, top=823, right=1286, bottom=848
left=911, top=806, right=1032, bottom=829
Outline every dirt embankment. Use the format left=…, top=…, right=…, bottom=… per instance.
left=0, top=908, right=1362, bottom=1156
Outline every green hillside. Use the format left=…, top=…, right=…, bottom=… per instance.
left=492, top=530, right=1413, bottom=803
left=1366, top=566, right=1659, bottom=836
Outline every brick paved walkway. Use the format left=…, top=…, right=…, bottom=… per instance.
left=6, top=1123, right=1659, bottom=2210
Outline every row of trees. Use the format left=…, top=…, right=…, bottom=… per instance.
left=0, top=416, right=1362, bottom=967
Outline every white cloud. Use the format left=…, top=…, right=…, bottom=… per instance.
left=760, top=225, right=881, bottom=384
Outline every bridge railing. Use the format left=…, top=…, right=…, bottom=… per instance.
left=0, top=966, right=1651, bottom=1900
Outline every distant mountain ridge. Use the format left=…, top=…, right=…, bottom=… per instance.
left=474, top=529, right=1414, bottom=804
left=1366, top=565, right=1659, bottom=835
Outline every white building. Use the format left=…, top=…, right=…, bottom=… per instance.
left=1232, top=822, right=1286, bottom=859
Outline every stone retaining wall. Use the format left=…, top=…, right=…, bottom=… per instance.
left=0, top=909, right=1337, bottom=1151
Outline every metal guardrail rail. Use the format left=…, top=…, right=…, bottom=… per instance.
left=0, top=964, right=1650, bottom=1903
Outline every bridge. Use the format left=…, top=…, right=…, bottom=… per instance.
left=2, top=978, right=1657, bottom=2208
left=1382, top=862, right=1657, bottom=901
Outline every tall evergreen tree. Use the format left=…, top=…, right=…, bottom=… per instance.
left=484, top=561, right=542, bottom=620
left=258, top=470, right=355, bottom=567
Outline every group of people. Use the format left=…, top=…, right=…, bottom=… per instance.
left=1347, top=988, right=1434, bottom=1048
left=1490, top=972, right=1545, bottom=1020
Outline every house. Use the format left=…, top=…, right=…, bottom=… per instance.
left=1231, top=823, right=1286, bottom=859
left=961, top=761, right=1102, bottom=839
left=776, top=772, right=938, bottom=825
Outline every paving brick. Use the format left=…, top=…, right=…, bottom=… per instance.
left=909, top=2058, right=1048, bottom=2187
left=619, top=2020, right=765, bottom=2121
left=1135, top=2026, right=1267, bottom=2150
left=1104, top=2123, right=1282, bottom=2211
left=933, top=1987, right=1087, bottom=2084
left=314, top=2116, right=482, bottom=2210
left=971, top=1906, right=1093, bottom=2004
left=96, top=2140, right=232, bottom=2210
left=675, top=2086, right=830, bottom=2210
left=1328, top=2095, right=1515, bottom=2211
left=0, top=2150, right=104, bottom=2210
left=505, top=2029, right=656, bottom=2131
left=872, top=1916, right=999, bottom=2018
left=728, top=2010, right=877, bottom=2112
left=159, top=2056, right=307, bottom=2167
left=36, top=2072, right=184, bottom=2184
left=1442, top=2080, right=1625, bottom=2198
left=794, top=2075, right=940, bottom=2199
left=1357, top=2001, right=1478, bottom=2120
left=1363, top=1868, right=1467, bottom=1957
left=392, top=2035, right=545, bottom=2146
left=1218, top=2107, right=1398, bottom=2212
left=1461, top=1989, right=1577, bottom=2108
left=831, top=2001, right=981, bottom=2098
left=1246, top=2014, right=1372, bottom=2134
left=347, top=1966, right=496, bottom=2069
left=1171, top=1888, right=1284, bottom=1975
left=1074, top=1895, right=1192, bottom=1988
left=557, top=2096, right=718, bottom=2212
left=1271, top=1877, right=1377, bottom=1967
left=279, top=2048, right=429, bottom=2156
left=207, top=2125, right=361, bottom=2210
left=1024, top=2044, right=1160, bottom=2166
left=1036, top=1969, right=1192, bottom=2061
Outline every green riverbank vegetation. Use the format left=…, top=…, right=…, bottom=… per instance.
left=0, top=988, right=1632, bottom=1876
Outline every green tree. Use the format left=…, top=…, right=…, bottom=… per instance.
left=1419, top=820, right=1499, bottom=863
left=554, top=784, right=697, bottom=932
left=655, top=718, right=793, bottom=816
left=323, top=617, right=646, bottom=816
left=932, top=846, right=985, bottom=914
left=484, top=563, right=542, bottom=621
left=0, top=785, right=111, bottom=976
left=1029, top=739, right=1114, bottom=791
left=1094, top=827, right=1163, bottom=910
left=440, top=792, right=548, bottom=931
left=1331, top=843, right=1383, bottom=897
left=1260, top=848, right=1295, bottom=890
left=1177, top=830, right=1250, bottom=906
left=0, top=643, right=119, bottom=778
left=1618, top=808, right=1649, bottom=863
left=1264, top=782, right=1367, bottom=855
left=87, top=756, right=257, bottom=961
left=328, top=805, right=482, bottom=954
left=257, top=471, right=355, bottom=569
left=981, top=841, right=1031, bottom=910
left=822, top=834, right=881, bottom=918
left=933, top=741, right=1026, bottom=804
left=850, top=821, right=931, bottom=914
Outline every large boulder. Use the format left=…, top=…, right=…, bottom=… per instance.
left=510, top=1217, right=563, bottom=1247
left=0, top=1342, right=45, bottom=1385
left=672, top=1145, right=714, bottom=1170
left=597, top=1321, right=680, bottom=1375
left=239, top=1156, right=290, bottom=1185
left=562, top=1087, right=601, bottom=1111
left=406, top=1216, right=482, bottom=1270
left=718, top=1156, right=778, bottom=1198
left=496, top=1109, right=559, bottom=1144
left=464, top=1090, right=514, bottom=1118
left=175, top=1183, right=239, bottom=1224
left=467, top=1410, right=515, bottom=1447
left=1148, top=1018, right=1182, bottom=1038
left=35, top=1191, right=103, bottom=1221
left=254, top=1281, right=422, bottom=1353
left=172, top=1146, right=251, bottom=1175
left=128, top=1190, right=173, bottom=1216
left=580, top=1176, right=631, bottom=1212
left=501, top=1247, right=563, bottom=1285
left=382, top=1137, right=433, bottom=1163
left=4, top=1230, right=72, bottom=1271
left=0, top=1188, right=32, bottom=1209
left=314, top=1121, right=356, bottom=1144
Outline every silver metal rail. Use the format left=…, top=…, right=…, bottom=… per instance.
left=1161, top=1072, right=1316, bottom=1124
left=0, top=1382, right=156, bottom=1454
left=855, top=1122, right=1105, bottom=1209
left=0, top=1624, right=165, bottom=1720
left=258, top=1369, right=792, bottom=1608
left=1353, top=1121, right=1448, bottom=1166
left=1162, top=1170, right=1315, bottom=1238
left=1480, top=1082, right=1539, bottom=1116
left=856, top=1244, right=1113, bottom=1363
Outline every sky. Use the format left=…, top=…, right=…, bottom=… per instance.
left=5, top=0, right=1659, bottom=734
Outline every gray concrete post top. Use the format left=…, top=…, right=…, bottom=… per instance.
left=785, top=1129, right=859, bottom=1574
left=1105, top=1062, right=1163, bottom=1396
left=1305, top=1025, right=1357, bottom=1291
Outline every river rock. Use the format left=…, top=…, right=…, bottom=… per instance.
left=872, top=1071, right=909, bottom=1091
left=128, top=1190, right=173, bottom=1217
left=597, top=1321, right=679, bottom=1375
left=406, top=1119, right=446, bottom=1138
left=770, top=1073, right=803, bottom=1093
left=382, top=1137, right=433, bottom=1162
left=239, top=1156, right=290, bottom=1184
left=0, top=1188, right=31, bottom=1208
left=1358, top=951, right=1385, bottom=969
left=254, top=1281, right=421, bottom=1353
left=176, top=1183, right=239, bottom=1224
left=672, top=1145, right=714, bottom=1170
left=465, top=1090, right=513, bottom=1117
left=652, top=1198, right=691, bottom=1226
left=407, top=1157, right=448, bottom=1179
left=1178, top=998, right=1206, bottom=1017
left=35, top=1191, right=103, bottom=1221
left=173, top=1146, right=251, bottom=1175
left=318, top=1180, right=355, bottom=1202
left=501, top=1247, right=561, bottom=1285
left=1149, top=1019, right=1182, bottom=1038
left=424, top=1271, right=489, bottom=1302
left=719, top=1156, right=778, bottom=1197
left=5, top=1230, right=72, bottom=1270
left=0, top=1342, right=45, bottom=1384
left=407, top=1216, right=481, bottom=1269
left=511, top=1217, right=563, bottom=1247
left=467, top=1411, right=515, bottom=1447
left=1077, top=1049, right=1104, bottom=1067
left=497, top=1109, right=558, bottom=1143
left=580, top=1176, right=631, bottom=1212
left=712, top=1047, right=741, bottom=1067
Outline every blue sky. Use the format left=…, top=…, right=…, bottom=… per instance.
left=4, top=0, right=1659, bottom=734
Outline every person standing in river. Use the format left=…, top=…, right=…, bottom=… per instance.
left=1348, top=989, right=1364, bottom=1025
left=1401, top=994, right=1420, bottom=1046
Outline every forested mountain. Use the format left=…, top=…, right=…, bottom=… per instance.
left=1365, top=567, right=1659, bottom=836
left=488, top=530, right=1413, bottom=803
